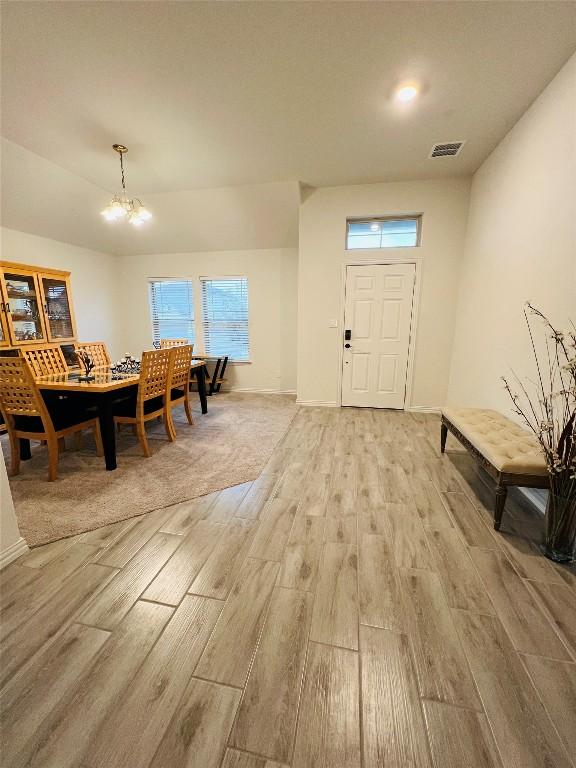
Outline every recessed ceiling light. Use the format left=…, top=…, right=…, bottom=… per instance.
left=395, top=84, right=419, bottom=103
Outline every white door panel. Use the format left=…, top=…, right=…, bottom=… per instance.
left=341, top=263, right=415, bottom=409
left=355, top=275, right=374, bottom=290
left=353, top=301, right=372, bottom=337
left=380, top=299, right=401, bottom=339
left=377, top=354, right=397, bottom=393
left=383, top=274, right=404, bottom=290
left=351, top=353, right=370, bottom=391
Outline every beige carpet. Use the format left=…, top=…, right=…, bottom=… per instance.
left=3, top=393, right=298, bottom=547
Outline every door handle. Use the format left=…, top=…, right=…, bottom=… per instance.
left=344, top=343, right=351, bottom=349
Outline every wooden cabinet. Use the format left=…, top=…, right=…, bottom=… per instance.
left=0, top=267, right=48, bottom=345
left=0, top=262, right=77, bottom=347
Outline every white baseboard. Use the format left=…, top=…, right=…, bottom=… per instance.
left=0, top=537, right=29, bottom=570
left=294, top=401, right=440, bottom=411
left=296, top=399, right=340, bottom=408
left=226, top=387, right=297, bottom=395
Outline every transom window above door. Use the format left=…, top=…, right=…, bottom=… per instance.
left=346, top=216, right=421, bottom=250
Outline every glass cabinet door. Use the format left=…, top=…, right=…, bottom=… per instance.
left=39, top=274, right=76, bottom=341
left=1, top=270, right=47, bottom=345
left=0, top=304, right=9, bottom=347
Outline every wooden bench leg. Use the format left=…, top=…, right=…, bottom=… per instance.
left=494, top=484, right=507, bottom=531
left=440, top=422, right=448, bottom=454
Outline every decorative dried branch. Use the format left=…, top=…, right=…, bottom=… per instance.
left=502, top=303, right=575, bottom=504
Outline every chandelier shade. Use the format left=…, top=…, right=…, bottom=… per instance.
left=101, top=144, right=152, bottom=226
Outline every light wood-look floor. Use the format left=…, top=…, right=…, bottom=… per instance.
left=1, top=406, right=575, bottom=768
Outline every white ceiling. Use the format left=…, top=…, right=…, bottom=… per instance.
left=0, top=138, right=300, bottom=256
left=2, top=0, right=575, bottom=195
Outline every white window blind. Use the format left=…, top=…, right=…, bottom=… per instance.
left=346, top=217, right=420, bottom=249
left=200, top=277, right=250, bottom=361
left=149, top=279, right=195, bottom=345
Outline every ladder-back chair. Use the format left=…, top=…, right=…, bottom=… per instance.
left=21, top=345, right=68, bottom=378
left=165, top=344, right=194, bottom=440
left=74, top=341, right=111, bottom=370
left=0, top=357, right=103, bottom=481
left=160, top=338, right=191, bottom=349
left=113, top=348, right=172, bottom=457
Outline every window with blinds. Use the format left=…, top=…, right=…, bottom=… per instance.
left=148, top=279, right=195, bottom=345
left=200, top=277, right=250, bottom=361
left=346, top=216, right=421, bottom=249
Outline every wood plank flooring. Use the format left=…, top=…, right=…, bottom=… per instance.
left=1, top=405, right=575, bottom=768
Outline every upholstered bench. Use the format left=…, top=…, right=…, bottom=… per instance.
left=440, top=408, right=548, bottom=530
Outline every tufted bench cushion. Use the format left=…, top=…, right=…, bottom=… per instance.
left=441, top=407, right=546, bottom=475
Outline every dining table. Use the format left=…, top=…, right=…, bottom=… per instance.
left=28, top=360, right=208, bottom=471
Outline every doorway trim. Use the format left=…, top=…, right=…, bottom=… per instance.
left=337, top=256, right=423, bottom=409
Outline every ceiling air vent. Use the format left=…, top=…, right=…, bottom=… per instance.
left=429, top=141, right=465, bottom=158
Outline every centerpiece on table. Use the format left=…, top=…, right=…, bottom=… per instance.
left=502, top=303, right=575, bottom=563
left=110, top=354, right=141, bottom=375
left=75, top=350, right=96, bottom=382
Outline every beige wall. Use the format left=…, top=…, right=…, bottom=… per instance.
left=297, top=178, right=471, bottom=407
left=448, top=54, right=576, bottom=413
left=1, top=227, right=122, bottom=359
left=115, top=248, right=298, bottom=393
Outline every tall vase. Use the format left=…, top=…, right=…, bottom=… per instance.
left=544, top=492, right=576, bottom=564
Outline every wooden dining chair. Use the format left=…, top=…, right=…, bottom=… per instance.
left=165, top=344, right=194, bottom=440
left=21, top=344, right=68, bottom=378
left=21, top=343, right=79, bottom=449
left=113, top=348, right=172, bottom=457
left=0, top=357, right=103, bottom=481
left=160, top=338, right=191, bottom=349
left=74, top=341, right=111, bottom=369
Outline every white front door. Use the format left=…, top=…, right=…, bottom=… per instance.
left=341, top=263, right=416, bottom=409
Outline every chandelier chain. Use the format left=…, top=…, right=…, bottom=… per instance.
left=119, top=152, right=126, bottom=192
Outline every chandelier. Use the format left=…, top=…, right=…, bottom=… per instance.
left=100, top=144, right=152, bottom=226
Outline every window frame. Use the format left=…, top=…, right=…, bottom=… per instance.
left=199, top=275, right=251, bottom=364
left=148, top=277, right=196, bottom=348
left=345, top=214, right=422, bottom=251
